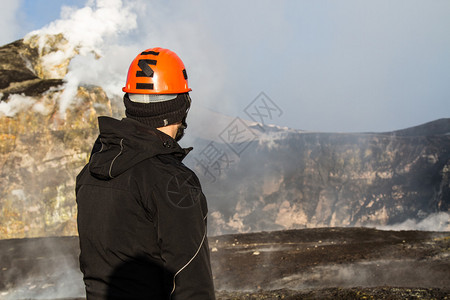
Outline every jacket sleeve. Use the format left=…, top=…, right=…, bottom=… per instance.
left=152, top=170, right=216, bottom=300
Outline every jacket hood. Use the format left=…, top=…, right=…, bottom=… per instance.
left=88, top=116, right=189, bottom=180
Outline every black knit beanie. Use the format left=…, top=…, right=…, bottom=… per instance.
left=123, top=93, right=190, bottom=128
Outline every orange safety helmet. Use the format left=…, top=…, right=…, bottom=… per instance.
left=122, top=47, right=191, bottom=94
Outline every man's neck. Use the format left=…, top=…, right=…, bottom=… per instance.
left=157, top=123, right=180, bottom=139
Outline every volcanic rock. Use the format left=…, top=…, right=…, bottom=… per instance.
left=189, top=119, right=450, bottom=235
left=0, top=227, right=448, bottom=299
left=0, top=36, right=123, bottom=239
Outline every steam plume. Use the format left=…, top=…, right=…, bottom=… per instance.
left=23, top=0, right=138, bottom=113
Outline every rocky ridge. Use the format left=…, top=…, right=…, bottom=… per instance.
left=0, top=35, right=123, bottom=239
left=190, top=119, right=450, bottom=235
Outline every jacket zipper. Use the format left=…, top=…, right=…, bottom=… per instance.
left=170, top=215, right=207, bottom=299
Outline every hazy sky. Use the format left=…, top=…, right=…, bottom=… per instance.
left=2, top=0, right=450, bottom=132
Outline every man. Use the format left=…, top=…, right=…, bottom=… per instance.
left=76, top=47, right=216, bottom=299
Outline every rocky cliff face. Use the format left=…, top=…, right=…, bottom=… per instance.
left=0, top=34, right=448, bottom=239
left=186, top=120, right=450, bottom=235
left=0, top=36, right=123, bottom=239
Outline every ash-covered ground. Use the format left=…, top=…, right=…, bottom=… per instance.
left=0, top=227, right=449, bottom=299
left=212, top=228, right=450, bottom=299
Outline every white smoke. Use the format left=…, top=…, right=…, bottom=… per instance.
left=0, top=94, right=49, bottom=117
left=1, top=268, right=84, bottom=300
left=0, top=255, right=84, bottom=300
left=15, top=0, right=227, bottom=119
left=26, top=0, right=137, bottom=62
left=23, top=0, right=138, bottom=114
left=3, top=0, right=450, bottom=132
left=210, top=209, right=450, bottom=236
left=376, top=212, right=450, bottom=232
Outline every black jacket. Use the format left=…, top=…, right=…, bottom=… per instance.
left=76, top=117, right=215, bottom=300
